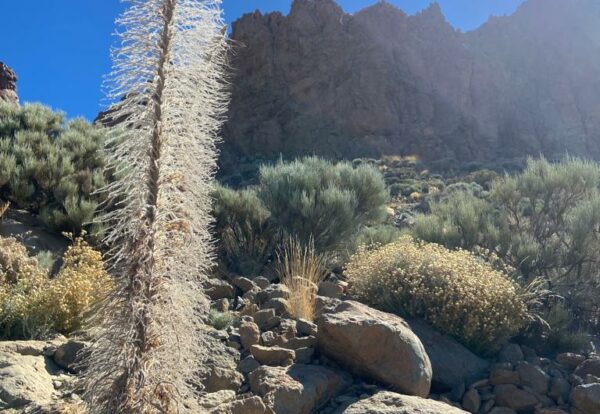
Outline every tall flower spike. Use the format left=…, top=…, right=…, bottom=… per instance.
left=82, top=1, right=229, bottom=412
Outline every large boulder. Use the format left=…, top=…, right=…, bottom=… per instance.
left=407, top=318, right=489, bottom=392
left=337, top=391, right=468, bottom=413
left=249, top=364, right=351, bottom=414
left=570, top=383, right=600, bottom=414
left=317, top=301, right=432, bottom=397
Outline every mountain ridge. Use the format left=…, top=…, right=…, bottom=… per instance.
left=221, top=0, right=600, bottom=169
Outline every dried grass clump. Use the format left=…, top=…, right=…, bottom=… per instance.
left=277, top=238, right=326, bottom=321
left=346, top=236, right=528, bottom=352
left=0, top=235, right=112, bottom=338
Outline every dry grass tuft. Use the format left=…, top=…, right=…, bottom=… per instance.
left=277, top=237, right=326, bottom=321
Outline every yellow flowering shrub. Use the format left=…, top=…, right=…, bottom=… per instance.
left=346, top=236, right=528, bottom=352
left=0, top=235, right=112, bottom=338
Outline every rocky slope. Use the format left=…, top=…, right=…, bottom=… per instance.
left=221, top=0, right=600, bottom=170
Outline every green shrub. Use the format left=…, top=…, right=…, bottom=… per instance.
left=346, top=236, right=529, bottom=352
left=413, top=191, right=497, bottom=250
left=207, top=310, right=235, bottom=330
left=0, top=235, right=112, bottom=338
left=354, top=224, right=402, bottom=249
left=212, top=184, right=278, bottom=276
left=257, top=157, right=388, bottom=253
left=0, top=103, right=107, bottom=235
left=412, top=157, right=600, bottom=331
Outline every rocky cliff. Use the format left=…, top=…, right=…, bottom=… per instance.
left=0, top=62, right=18, bottom=105
left=221, top=0, right=600, bottom=168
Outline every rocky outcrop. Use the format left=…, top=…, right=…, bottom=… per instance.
left=337, top=391, right=468, bottom=413
left=221, top=0, right=600, bottom=172
left=317, top=300, right=432, bottom=397
left=0, top=62, right=18, bottom=105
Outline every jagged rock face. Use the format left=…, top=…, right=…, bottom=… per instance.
left=0, top=62, right=18, bottom=105
left=222, top=0, right=600, bottom=168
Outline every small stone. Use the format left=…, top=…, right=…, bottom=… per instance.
left=556, top=353, right=586, bottom=370
left=53, top=340, right=86, bottom=373
left=239, top=356, right=261, bottom=374
left=494, top=384, right=538, bottom=412
left=240, top=302, right=259, bottom=317
left=209, top=396, right=269, bottom=414
left=205, top=279, right=235, bottom=300
left=295, top=347, right=315, bottom=364
left=498, top=344, right=524, bottom=365
left=199, top=390, right=236, bottom=409
left=481, top=398, right=495, bottom=412
left=281, top=335, right=317, bottom=350
left=254, top=309, right=281, bottom=331
left=253, top=276, right=271, bottom=289
left=264, top=284, right=290, bottom=300
left=318, top=280, right=344, bottom=299
left=296, top=319, right=318, bottom=336
left=243, top=287, right=261, bottom=304
left=517, top=361, right=549, bottom=394
left=489, top=408, right=517, bottom=414
left=250, top=345, right=295, bottom=366
left=239, top=321, right=260, bottom=349
left=574, top=358, right=600, bottom=378
left=548, top=377, right=570, bottom=402
left=570, top=383, right=600, bottom=414
left=462, top=388, right=481, bottom=413
left=233, top=276, right=257, bottom=293
left=263, top=297, right=289, bottom=316
left=490, top=368, right=520, bottom=385
left=213, top=298, right=230, bottom=312
left=203, top=366, right=244, bottom=392
left=261, top=331, right=276, bottom=346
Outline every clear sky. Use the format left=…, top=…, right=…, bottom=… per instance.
left=0, top=0, right=524, bottom=121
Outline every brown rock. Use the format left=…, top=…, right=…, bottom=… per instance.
left=249, top=364, right=351, bottom=414
left=210, top=396, right=271, bottom=414
left=263, top=298, right=290, bottom=316
left=250, top=345, right=295, bottom=366
left=339, top=391, right=469, bottom=413
left=317, top=301, right=432, bottom=397
left=462, top=388, right=481, bottom=413
left=408, top=318, right=489, bottom=392
left=233, top=276, right=257, bottom=293
left=0, top=351, right=55, bottom=409
left=548, top=377, right=570, bottom=402
left=494, top=384, right=539, bottom=412
left=254, top=309, right=281, bottom=331
left=318, top=281, right=344, bottom=299
left=296, top=319, right=318, bottom=336
left=239, top=321, right=261, bottom=350
left=490, top=368, right=521, bottom=385
left=52, top=340, right=86, bottom=373
left=205, top=279, right=235, bottom=300
left=517, top=362, right=549, bottom=394
left=574, top=359, right=600, bottom=379
left=556, top=353, right=586, bottom=370
left=203, top=366, right=244, bottom=392
left=570, top=383, right=600, bottom=414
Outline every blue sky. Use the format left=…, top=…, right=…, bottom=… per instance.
left=0, top=0, right=523, bottom=121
